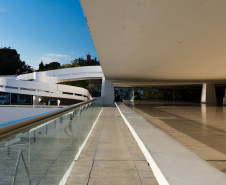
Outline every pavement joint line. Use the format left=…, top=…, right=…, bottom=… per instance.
left=59, top=107, right=103, bottom=185
left=151, top=107, right=226, bottom=135
left=115, top=103, right=169, bottom=185
left=87, top=107, right=106, bottom=185
left=118, top=115, right=144, bottom=185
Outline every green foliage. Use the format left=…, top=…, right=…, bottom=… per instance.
left=39, top=61, right=45, bottom=71
left=59, top=79, right=102, bottom=97
left=0, top=48, right=33, bottom=75
left=46, top=62, right=61, bottom=70
left=38, top=61, right=61, bottom=71
left=58, top=62, right=79, bottom=69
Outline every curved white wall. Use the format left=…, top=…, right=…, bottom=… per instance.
left=0, top=77, right=91, bottom=103
left=18, top=66, right=104, bottom=83
left=0, top=66, right=105, bottom=104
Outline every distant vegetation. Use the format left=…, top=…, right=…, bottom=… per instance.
left=59, top=79, right=102, bottom=97
left=58, top=63, right=79, bottom=69
left=38, top=61, right=61, bottom=71
left=0, top=47, right=99, bottom=75
left=37, top=54, right=100, bottom=71
left=0, top=48, right=33, bottom=75
left=37, top=61, right=80, bottom=71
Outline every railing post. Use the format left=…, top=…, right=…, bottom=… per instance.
left=7, top=144, right=10, bottom=156
left=34, top=130, right=36, bottom=143
left=46, top=125, right=48, bottom=134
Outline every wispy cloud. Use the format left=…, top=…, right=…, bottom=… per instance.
left=40, top=53, right=70, bottom=63
left=45, top=53, right=69, bottom=58
left=32, top=53, right=72, bottom=69
left=0, top=8, right=7, bottom=13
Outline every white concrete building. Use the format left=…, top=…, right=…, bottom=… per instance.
left=79, top=0, right=226, bottom=105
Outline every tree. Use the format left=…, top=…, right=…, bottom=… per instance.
left=38, top=61, right=61, bottom=71
left=58, top=62, right=79, bottom=69
left=0, top=48, right=33, bottom=75
left=38, top=61, right=45, bottom=71
left=47, top=62, right=61, bottom=70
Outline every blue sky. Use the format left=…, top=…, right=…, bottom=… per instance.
left=0, top=0, right=97, bottom=69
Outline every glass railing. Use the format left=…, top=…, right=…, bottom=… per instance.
left=0, top=98, right=103, bottom=185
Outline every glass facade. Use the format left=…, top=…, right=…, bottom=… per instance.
left=115, top=85, right=203, bottom=102
left=134, top=86, right=202, bottom=102
left=0, top=92, right=33, bottom=105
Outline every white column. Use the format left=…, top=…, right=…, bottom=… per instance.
left=33, top=96, right=45, bottom=105
left=57, top=99, right=61, bottom=106
left=201, top=83, right=216, bottom=104
left=223, top=90, right=226, bottom=105
left=101, top=77, right=114, bottom=105
left=131, top=87, right=135, bottom=101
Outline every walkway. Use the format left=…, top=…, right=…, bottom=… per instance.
left=125, top=100, right=226, bottom=175
left=66, top=106, right=158, bottom=185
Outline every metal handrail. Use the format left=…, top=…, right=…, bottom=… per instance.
left=0, top=98, right=102, bottom=141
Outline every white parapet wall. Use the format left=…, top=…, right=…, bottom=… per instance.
left=18, top=66, right=104, bottom=83
left=0, top=66, right=105, bottom=105
left=0, top=78, right=91, bottom=103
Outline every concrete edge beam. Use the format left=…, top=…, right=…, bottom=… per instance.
left=115, top=102, right=226, bottom=185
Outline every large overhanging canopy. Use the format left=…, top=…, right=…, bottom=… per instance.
left=80, top=0, right=226, bottom=86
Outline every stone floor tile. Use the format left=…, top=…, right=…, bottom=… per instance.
left=137, top=170, right=155, bottom=178
left=214, top=161, right=226, bottom=170
left=189, top=146, right=226, bottom=160
left=98, top=137, right=126, bottom=143
left=207, top=161, right=224, bottom=171
left=66, top=107, right=157, bottom=185
left=93, top=160, right=136, bottom=170
left=97, top=142, right=129, bottom=149
left=131, top=153, right=146, bottom=160
left=66, top=177, right=88, bottom=185
left=134, top=161, right=152, bottom=171
left=140, top=177, right=159, bottom=185
left=95, top=151, right=133, bottom=161
left=124, top=100, right=226, bottom=174
left=74, top=160, right=93, bottom=167
left=68, top=166, right=91, bottom=177
left=128, top=146, right=144, bottom=154
left=90, top=167, right=139, bottom=178
left=88, top=177, right=142, bottom=185
left=100, top=135, right=125, bottom=140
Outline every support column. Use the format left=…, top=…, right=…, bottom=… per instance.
left=57, top=99, right=61, bottom=106
left=222, top=90, right=226, bottom=105
left=101, top=77, right=114, bottom=105
left=33, top=96, right=45, bottom=105
left=9, top=93, right=11, bottom=105
left=201, top=83, right=216, bottom=104
left=131, top=87, right=135, bottom=101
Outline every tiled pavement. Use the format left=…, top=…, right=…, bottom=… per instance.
left=125, top=100, right=226, bottom=175
left=66, top=107, right=158, bottom=185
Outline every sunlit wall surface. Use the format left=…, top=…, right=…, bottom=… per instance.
left=0, top=98, right=103, bottom=184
